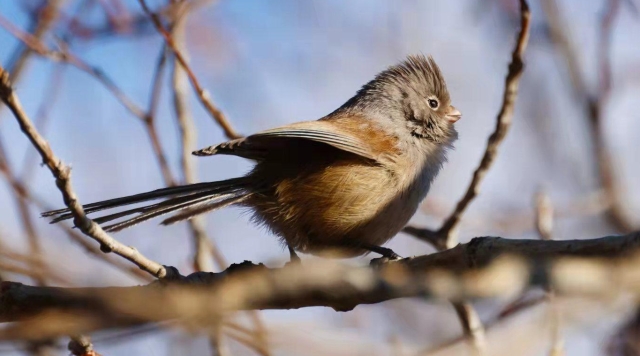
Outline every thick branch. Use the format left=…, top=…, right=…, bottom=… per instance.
left=0, top=232, right=639, bottom=340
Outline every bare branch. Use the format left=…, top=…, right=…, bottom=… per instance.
left=138, top=0, right=241, bottom=139
left=0, top=150, right=152, bottom=282
left=541, top=0, right=636, bottom=232
left=0, top=13, right=147, bottom=120
left=451, top=302, right=486, bottom=355
left=144, top=45, right=178, bottom=187
left=0, top=138, right=46, bottom=286
left=0, top=65, right=167, bottom=279
left=170, top=6, right=271, bottom=355
left=535, top=190, right=554, bottom=241
left=405, top=0, right=531, bottom=250
left=3, top=0, right=64, bottom=83
left=0, top=232, right=640, bottom=340
left=404, top=1, right=530, bottom=349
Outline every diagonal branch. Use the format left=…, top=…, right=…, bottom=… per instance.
left=0, top=13, right=147, bottom=120
left=138, top=0, right=241, bottom=139
left=0, top=65, right=167, bottom=279
left=405, top=0, right=531, bottom=250
left=404, top=2, right=531, bottom=353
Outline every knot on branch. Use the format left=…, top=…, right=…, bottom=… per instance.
left=508, top=57, right=524, bottom=74
left=68, top=335, right=95, bottom=356
left=0, top=67, right=13, bottom=99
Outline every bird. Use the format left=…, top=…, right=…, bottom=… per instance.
left=43, top=54, right=461, bottom=261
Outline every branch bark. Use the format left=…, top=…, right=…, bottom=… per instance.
left=138, top=0, right=241, bottom=139
left=0, top=232, right=639, bottom=340
left=0, top=65, right=167, bottom=279
left=405, top=0, right=531, bottom=250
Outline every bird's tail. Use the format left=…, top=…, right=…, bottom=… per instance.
left=41, top=177, right=253, bottom=232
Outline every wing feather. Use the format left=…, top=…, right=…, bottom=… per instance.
left=193, top=116, right=398, bottom=162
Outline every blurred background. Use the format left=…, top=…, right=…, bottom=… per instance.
left=0, top=0, right=639, bottom=355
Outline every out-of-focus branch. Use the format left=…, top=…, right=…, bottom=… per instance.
left=19, top=64, right=67, bottom=182
left=138, top=0, right=241, bottom=139
left=534, top=190, right=564, bottom=356
left=0, top=138, right=46, bottom=287
left=68, top=335, right=100, bottom=356
left=420, top=190, right=609, bottom=237
left=404, top=1, right=530, bottom=351
left=451, top=302, right=486, bottom=355
left=3, top=0, right=64, bottom=84
left=0, top=144, right=152, bottom=282
left=1, top=232, right=640, bottom=340
left=0, top=65, right=167, bottom=279
left=170, top=4, right=271, bottom=355
left=535, top=190, right=554, bottom=241
left=405, top=0, right=531, bottom=250
left=0, top=238, right=68, bottom=285
left=144, top=45, right=178, bottom=187
left=541, top=0, right=636, bottom=232
left=170, top=4, right=218, bottom=273
left=0, top=14, right=147, bottom=120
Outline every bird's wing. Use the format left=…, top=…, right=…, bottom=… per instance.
left=193, top=116, right=399, bottom=162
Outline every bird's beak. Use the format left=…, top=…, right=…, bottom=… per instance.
left=446, top=106, right=462, bottom=123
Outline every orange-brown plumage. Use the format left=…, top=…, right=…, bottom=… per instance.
left=43, top=55, right=461, bottom=260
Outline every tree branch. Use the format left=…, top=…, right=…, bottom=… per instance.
left=405, top=0, right=531, bottom=250
left=0, top=65, right=167, bottom=279
left=0, top=232, right=639, bottom=340
left=138, top=0, right=241, bottom=139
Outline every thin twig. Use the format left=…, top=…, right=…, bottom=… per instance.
left=404, top=1, right=531, bottom=353
left=2, top=0, right=65, bottom=89
left=144, top=44, right=178, bottom=187
left=0, top=13, right=147, bottom=120
left=19, top=64, right=67, bottom=183
left=169, top=5, right=270, bottom=354
left=420, top=190, right=609, bottom=236
left=138, top=0, right=241, bottom=139
left=0, top=65, right=167, bottom=279
left=405, top=0, right=531, bottom=250
left=169, top=1, right=220, bottom=273
left=0, top=159, right=152, bottom=282
left=451, top=302, right=486, bottom=356
left=535, top=190, right=554, bottom=241
left=541, top=0, right=635, bottom=232
left=0, top=138, right=46, bottom=287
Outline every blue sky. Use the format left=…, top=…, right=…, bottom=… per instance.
left=1, top=1, right=639, bottom=355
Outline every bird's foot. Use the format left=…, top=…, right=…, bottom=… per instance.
left=285, top=245, right=302, bottom=267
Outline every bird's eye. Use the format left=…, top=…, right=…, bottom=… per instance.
left=428, top=99, right=439, bottom=109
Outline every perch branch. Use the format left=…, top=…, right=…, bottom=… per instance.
left=0, top=232, right=639, bottom=340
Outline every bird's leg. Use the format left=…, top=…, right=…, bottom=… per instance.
left=362, top=243, right=402, bottom=260
left=287, top=245, right=301, bottom=264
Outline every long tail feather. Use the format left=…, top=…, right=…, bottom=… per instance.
left=41, top=177, right=253, bottom=231
left=42, top=177, right=248, bottom=221
left=161, top=194, right=251, bottom=226
left=91, top=189, right=233, bottom=225
left=102, top=191, right=241, bottom=232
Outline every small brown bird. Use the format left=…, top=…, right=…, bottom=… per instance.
left=43, top=54, right=461, bottom=260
